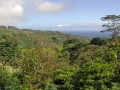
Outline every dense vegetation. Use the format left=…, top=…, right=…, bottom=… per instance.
left=0, top=26, right=89, bottom=47
left=0, top=15, right=120, bottom=90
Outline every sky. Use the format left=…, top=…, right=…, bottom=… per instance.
left=0, top=0, right=120, bottom=31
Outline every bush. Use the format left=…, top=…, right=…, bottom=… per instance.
left=0, top=69, right=21, bottom=90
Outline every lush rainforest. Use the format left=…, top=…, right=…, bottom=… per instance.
left=0, top=25, right=120, bottom=90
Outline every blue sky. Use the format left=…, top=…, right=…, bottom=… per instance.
left=0, top=0, right=119, bottom=31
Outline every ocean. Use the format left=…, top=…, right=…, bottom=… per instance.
left=61, top=30, right=112, bottom=38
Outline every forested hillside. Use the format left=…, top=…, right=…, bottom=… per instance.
left=1, top=15, right=120, bottom=90
left=0, top=26, right=90, bottom=47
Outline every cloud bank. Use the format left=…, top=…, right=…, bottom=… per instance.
left=57, top=23, right=102, bottom=28
left=37, top=1, right=65, bottom=14
left=0, top=0, right=24, bottom=25
left=0, top=0, right=72, bottom=25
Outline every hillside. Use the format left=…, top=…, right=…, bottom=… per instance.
left=1, top=25, right=120, bottom=90
left=0, top=26, right=90, bottom=47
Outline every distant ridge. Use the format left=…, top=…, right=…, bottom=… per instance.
left=0, top=25, right=90, bottom=47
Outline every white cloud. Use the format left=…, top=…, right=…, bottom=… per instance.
left=0, top=0, right=73, bottom=25
left=37, top=1, right=70, bottom=14
left=57, top=24, right=64, bottom=28
left=57, top=24, right=71, bottom=28
left=0, top=0, right=24, bottom=25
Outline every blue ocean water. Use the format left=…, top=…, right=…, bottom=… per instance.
left=61, top=30, right=112, bottom=38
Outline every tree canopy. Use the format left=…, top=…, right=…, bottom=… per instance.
left=101, top=15, right=120, bottom=38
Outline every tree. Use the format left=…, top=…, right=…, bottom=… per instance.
left=63, top=38, right=80, bottom=48
left=0, top=69, right=21, bottom=90
left=74, top=60, right=118, bottom=90
left=90, top=37, right=102, bottom=45
left=101, top=15, right=120, bottom=38
left=53, top=66, right=78, bottom=90
left=0, top=37, right=19, bottom=68
left=20, top=35, right=56, bottom=90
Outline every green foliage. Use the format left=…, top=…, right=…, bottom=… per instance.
left=45, top=31, right=90, bottom=44
left=1, top=24, right=120, bottom=90
left=20, top=48, right=39, bottom=89
left=63, top=38, right=80, bottom=47
left=90, top=37, right=109, bottom=46
left=60, top=41, right=89, bottom=64
left=20, top=36, right=57, bottom=90
left=0, top=37, right=20, bottom=68
left=94, top=46, right=118, bottom=62
left=53, top=66, right=78, bottom=90
left=0, top=69, right=21, bottom=90
left=74, top=60, right=118, bottom=90
left=0, top=38, right=18, bottom=57
left=45, top=83, right=57, bottom=90
left=0, top=27, right=90, bottom=47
